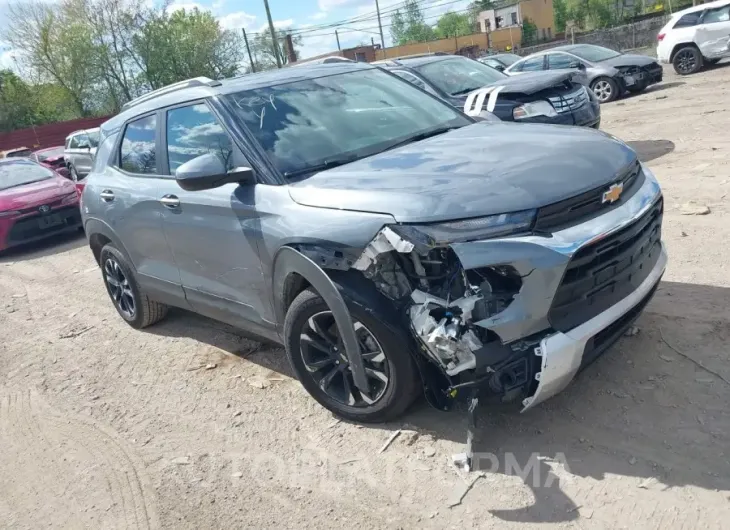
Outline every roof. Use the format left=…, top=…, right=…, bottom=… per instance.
left=101, top=62, right=375, bottom=134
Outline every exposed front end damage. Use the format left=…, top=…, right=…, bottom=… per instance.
left=347, top=163, right=666, bottom=415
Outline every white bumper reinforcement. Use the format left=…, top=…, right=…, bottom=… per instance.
left=522, top=245, right=667, bottom=412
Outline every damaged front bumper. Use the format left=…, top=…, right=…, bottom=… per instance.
left=352, top=162, right=665, bottom=410
left=523, top=244, right=665, bottom=411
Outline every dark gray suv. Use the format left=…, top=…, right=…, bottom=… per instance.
left=82, top=63, right=666, bottom=423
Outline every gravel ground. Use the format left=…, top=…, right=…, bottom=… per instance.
left=2, top=62, right=730, bottom=530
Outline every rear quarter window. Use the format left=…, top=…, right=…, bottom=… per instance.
left=91, top=132, right=118, bottom=174
left=674, top=12, right=703, bottom=28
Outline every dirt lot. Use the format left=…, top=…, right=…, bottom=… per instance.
left=2, top=63, right=730, bottom=530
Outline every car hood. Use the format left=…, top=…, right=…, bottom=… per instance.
left=600, top=54, right=656, bottom=68
left=486, top=70, right=579, bottom=94
left=288, top=123, right=637, bottom=223
left=0, top=176, right=76, bottom=211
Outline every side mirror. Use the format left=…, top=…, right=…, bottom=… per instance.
left=175, top=153, right=255, bottom=191
left=493, top=64, right=505, bottom=72
left=77, top=142, right=91, bottom=150
left=569, top=61, right=586, bottom=70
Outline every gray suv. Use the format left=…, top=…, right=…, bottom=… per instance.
left=82, top=64, right=666, bottom=423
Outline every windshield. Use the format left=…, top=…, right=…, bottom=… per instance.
left=35, top=147, right=65, bottom=162
left=0, top=159, right=55, bottom=191
left=413, top=57, right=507, bottom=96
left=224, top=68, right=470, bottom=177
left=568, top=45, right=621, bottom=62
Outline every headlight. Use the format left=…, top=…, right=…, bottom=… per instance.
left=512, top=100, right=557, bottom=120
left=389, top=209, right=536, bottom=247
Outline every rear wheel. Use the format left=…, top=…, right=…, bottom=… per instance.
left=673, top=46, right=703, bottom=75
left=100, top=244, right=168, bottom=329
left=590, top=77, right=619, bottom=103
left=284, top=288, right=420, bottom=422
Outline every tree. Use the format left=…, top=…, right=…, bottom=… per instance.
left=435, top=12, right=473, bottom=39
left=248, top=30, right=302, bottom=71
left=390, top=0, right=435, bottom=45
left=132, top=7, right=243, bottom=90
left=554, top=0, right=568, bottom=32
left=521, top=18, right=538, bottom=45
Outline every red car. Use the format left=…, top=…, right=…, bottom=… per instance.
left=0, top=158, right=81, bottom=253
left=31, top=146, right=72, bottom=180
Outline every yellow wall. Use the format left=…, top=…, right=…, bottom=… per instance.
left=520, top=0, right=555, bottom=39
left=374, top=28, right=522, bottom=61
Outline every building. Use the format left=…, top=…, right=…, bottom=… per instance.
left=478, top=0, right=555, bottom=42
left=292, top=44, right=379, bottom=66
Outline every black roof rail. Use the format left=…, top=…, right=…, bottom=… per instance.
left=121, top=77, right=222, bottom=110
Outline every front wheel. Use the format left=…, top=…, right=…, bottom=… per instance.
left=284, top=288, right=420, bottom=423
left=673, top=46, right=703, bottom=75
left=590, top=77, right=619, bottom=103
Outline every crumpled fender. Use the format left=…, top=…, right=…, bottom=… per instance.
left=272, top=246, right=369, bottom=392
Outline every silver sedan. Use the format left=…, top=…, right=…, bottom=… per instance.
left=505, top=44, right=664, bottom=103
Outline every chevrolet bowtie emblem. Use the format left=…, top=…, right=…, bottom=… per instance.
left=602, top=182, right=624, bottom=204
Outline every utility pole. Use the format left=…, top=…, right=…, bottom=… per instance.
left=285, top=33, right=297, bottom=63
left=375, top=0, right=385, bottom=49
left=335, top=30, right=341, bottom=50
left=241, top=28, right=256, bottom=73
left=262, top=0, right=282, bottom=68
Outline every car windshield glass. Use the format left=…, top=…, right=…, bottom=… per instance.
left=0, top=159, right=54, bottom=191
left=568, top=44, right=621, bottom=62
left=413, top=57, right=507, bottom=95
left=35, top=147, right=65, bottom=162
left=224, top=68, right=471, bottom=177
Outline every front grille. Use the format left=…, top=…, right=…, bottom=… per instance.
left=534, top=161, right=643, bottom=232
left=548, top=197, right=663, bottom=332
left=579, top=283, right=659, bottom=370
left=548, top=87, right=588, bottom=114
left=7, top=206, right=81, bottom=243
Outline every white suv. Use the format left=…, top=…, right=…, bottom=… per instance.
left=657, top=0, right=730, bottom=75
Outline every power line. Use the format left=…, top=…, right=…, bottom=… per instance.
left=246, top=0, right=471, bottom=37
left=293, top=4, right=476, bottom=40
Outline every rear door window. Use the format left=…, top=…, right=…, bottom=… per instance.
left=518, top=56, right=546, bottom=72
left=548, top=53, right=576, bottom=69
left=120, top=115, right=158, bottom=174
left=702, top=5, right=730, bottom=24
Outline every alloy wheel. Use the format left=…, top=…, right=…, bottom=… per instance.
left=592, top=80, right=613, bottom=102
left=675, top=50, right=696, bottom=74
left=104, top=258, right=136, bottom=319
left=299, top=311, right=390, bottom=407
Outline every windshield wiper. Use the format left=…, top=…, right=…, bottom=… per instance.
left=283, top=155, right=360, bottom=178
left=384, top=126, right=462, bottom=152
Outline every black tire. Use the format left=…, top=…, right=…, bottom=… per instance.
left=673, top=46, right=703, bottom=75
left=99, top=244, right=168, bottom=329
left=590, top=76, right=619, bottom=103
left=284, top=288, right=420, bottom=423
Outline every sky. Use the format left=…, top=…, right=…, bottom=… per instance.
left=0, top=0, right=473, bottom=71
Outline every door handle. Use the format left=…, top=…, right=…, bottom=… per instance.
left=160, top=195, right=180, bottom=208
left=100, top=190, right=115, bottom=202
